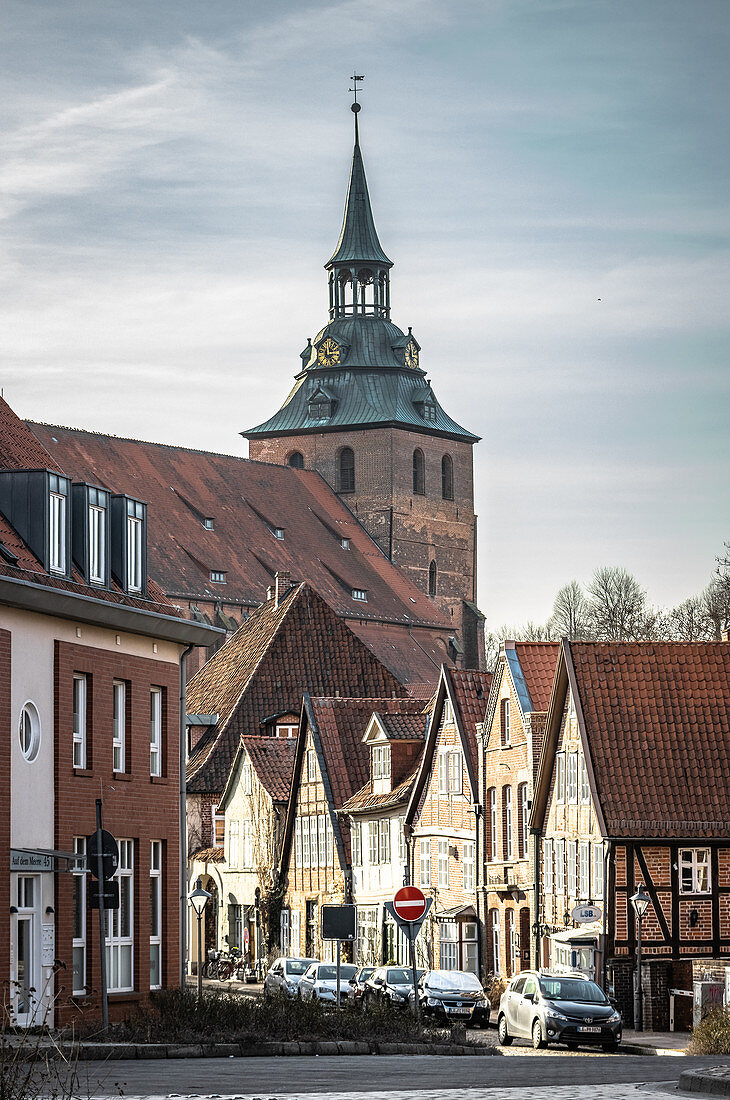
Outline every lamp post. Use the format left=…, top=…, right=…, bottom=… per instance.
left=630, top=883, right=650, bottom=1031
left=189, top=878, right=211, bottom=1003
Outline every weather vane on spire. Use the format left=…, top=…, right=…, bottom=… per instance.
left=350, top=73, right=364, bottom=113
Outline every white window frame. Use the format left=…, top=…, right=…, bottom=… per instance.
left=150, top=687, right=162, bottom=777
left=368, top=821, right=379, bottom=865
left=351, top=820, right=362, bottom=866
left=419, top=838, right=430, bottom=887
left=89, top=504, right=105, bottom=584
left=242, top=820, right=253, bottom=868
left=213, top=804, right=225, bottom=847
left=127, top=515, right=143, bottom=593
left=379, top=819, right=390, bottom=865
left=318, top=815, right=326, bottom=868
left=567, top=840, right=577, bottom=897
left=113, top=680, right=126, bottom=773
left=437, top=839, right=449, bottom=887
left=241, top=761, right=253, bottom=795
left=442, top=698, right=454, bottom=726
left=543, top=838, right=553, bottom=893
left=489, top=787, right=497, bottom=860
left=307, top=748, right=317, bottom=783
left=397, top=817, right=406, bottom=864
left=463, top=841, right=475, bottom=892
left=556, top=752, right=566, bottom=803
left=438, top=752, right=449, bottom=796
left=439, top=921, right=458, bottom=969
left=49, top=489, right=67, bottom=574
left=449, top=752, right=462, bottom=795
left=491, top=909, right=501, bottom=976
left=18, top=701, right=41, bottom=763
left=302, top=816, right=310, bottom=868
left=578, top=841, right=590, bottom=898
left=295, top=819, right=302, bottom=867
left=567, top=753, right=578, bottom=803
left=506, top=908, right=518, bottom=975
left=519, top=784, right=529, bottom=859
left=149, top=841, right=162, bottom=990
left=73, top=674, right=87, bottom=769
left=505, top=787, right=514, bottom=861
left=72, top=836, right=86, bottom=995
left=276, top=722, right=298, bottom=739
left=592, top=843, right=604, bottom=899
left=106, top=839, right=133, bottom=993
left=326, top=816, right=334, bottom=866
left=555, top=838, right=565, bottom=893
left=372, top=745, right=391, bottom=780
left=228, top=819, right=240, bottom=869
left=501, top=698, right=511, bottom=747
left=579, top=755, right=590, bottom=804
left=679, top=848, right=711, bottom=894
left=309, top=815, right=318, bottom=867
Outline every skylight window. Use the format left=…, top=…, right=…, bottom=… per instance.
left=341, top=538, right=350, bottom=550
left=210, top=570, right=227, bottom=583
left=272, top=528, right=285, bottom=540
left=351, top=588, right=368, bottom=602
left=203, top=518, right=214, bottom=530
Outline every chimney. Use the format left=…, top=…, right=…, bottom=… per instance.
left=274, top=570, right=292, bottom=607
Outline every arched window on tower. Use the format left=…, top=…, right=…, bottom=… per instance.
left=339, top=447, right=355, bottom=493
left=429, top=560, right=437, bottom=597
left=412, top=449, right=425, bottom=495
left=288, top=451, right=304, bottom=470
left=441, top=454, right=454, bottom=501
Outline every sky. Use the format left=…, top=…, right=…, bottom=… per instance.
left=1, top=0, right=728, bottom=629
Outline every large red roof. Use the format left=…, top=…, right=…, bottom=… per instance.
left=513, top=641, right=560, bottom=712
left=448, top=667, right=493, bottom=780
left=569, top=641, right=730, bottom=838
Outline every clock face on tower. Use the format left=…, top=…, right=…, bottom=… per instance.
left=317, top=337, right=341, bottom=366
left=405, top=340, right=419, bottom=369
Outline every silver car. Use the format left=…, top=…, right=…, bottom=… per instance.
left=298, top=962, right=358, bottom=1002
left=264, top=956, right=318, bottom=998
left=497, top=970, right=622, bottom=1051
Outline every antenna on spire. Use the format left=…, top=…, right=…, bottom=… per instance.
left=349, top=73, right=364, bottom=142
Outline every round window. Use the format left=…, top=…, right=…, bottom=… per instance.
left=18, top=702, right=41, bottom=762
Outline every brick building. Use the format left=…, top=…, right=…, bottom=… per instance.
left=243, top=102, right=484, bottom=669
left=0, top=398, right=218, bottom=1026
left=479, top=641, right=558, bottom=980
left=405, top=667, right=492, bottom=973
left=531, top=640, right=730, bottom=1030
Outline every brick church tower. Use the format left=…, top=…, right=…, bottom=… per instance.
left=244, top=96, right=484, bottom=668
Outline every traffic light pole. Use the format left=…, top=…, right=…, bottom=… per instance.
left=95, top=798, right=109, bottom=1032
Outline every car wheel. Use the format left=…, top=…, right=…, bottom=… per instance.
left=497, top=1015, right=513, bottom=1046
left=602, top=1042, right=618, bottom=1053
left=532, top=1019, right=547, bottom=1050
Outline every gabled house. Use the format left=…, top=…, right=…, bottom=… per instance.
left=341, top=706, right=429, bottom=965
left=405, top=667, right=492, bottom=974
left=0, top=397, right=219, bottom=1026
left=184, top=579, right=406, bottom=967
left=479, top=641, right=559, bottom=980
left=279, top=697, right=423, bottom=961
left=531, top=640, right=730, bottom=1030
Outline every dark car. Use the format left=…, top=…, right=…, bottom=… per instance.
left=363, top=966, right=418, bottom=1009
left=415, top=969, right=491, bottom=1027
left=348, top=966, right=376, bottom=1006
left=497, top=971, right=622, bottom=1051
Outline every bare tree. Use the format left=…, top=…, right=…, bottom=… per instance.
left=665, top=594, right=713, bottom=641
left=549, top=580, right=591, bottom=639
left=586, top=566, right=660, bottom=641
left=702, top=576, right=730, bottom=640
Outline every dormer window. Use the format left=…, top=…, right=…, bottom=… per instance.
left=372, top=744, right=391, bottom=780
left=203, top=518, right=214, bottom=530
left=72, top=483, right=111, bottom=587
left=272, top=527, right=285, bottom=540
left=341, top=538, right=350, bottom=550
left=111, top=494, right=147, bottom=595
left=210, top=570, right=227, bottom=584
left=351, top=588, right=367, bottom=602
left=48, top=474, right=70, bottom=574
left=126, top=502, right=144, bottom=592
left=423, top=403, right=437, bottom=422
left=89, top=505, right=105, bottom=583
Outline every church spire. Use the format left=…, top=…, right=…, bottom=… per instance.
left=326, top=78, right=392, bottom=320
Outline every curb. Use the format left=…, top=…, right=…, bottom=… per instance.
left=620, top=1041, right=687, bottom=1056
left=46, top=1039, right=498, bottom=1061
left=679, top=1068, right=730, bottom=1096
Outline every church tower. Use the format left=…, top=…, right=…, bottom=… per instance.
left=244, top=93, right=483, bottom=668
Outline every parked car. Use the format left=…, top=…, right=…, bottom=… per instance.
left=263, top=956, right=319, bottom=998
left=348, top=966, right=376, bottom=1007
left=298, top=962, right=359, bottom=1002
left=497, top=970, right=622, bottom=1051
left=362, top=966, right=419, bottom=1009
left=414, top=970, right=490, bottom=1027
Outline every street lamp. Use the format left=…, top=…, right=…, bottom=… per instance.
left=189, top=878, right=211, bottom=1003
left=630, top=883, right=650, bottom=1032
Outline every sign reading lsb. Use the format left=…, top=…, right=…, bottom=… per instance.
left=571, top=904, right=603, bottom=924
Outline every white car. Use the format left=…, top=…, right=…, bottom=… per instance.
left=298, top=962, right=358, bottom=1002
left=264, top=956, right=319, bottom=998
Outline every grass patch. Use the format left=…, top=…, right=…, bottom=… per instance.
left=689, top=1007, right=730, bottom=1055
left=110, top=987, right=451, bottom=1046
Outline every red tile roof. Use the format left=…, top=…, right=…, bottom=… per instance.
left=569, top=641, right=730, bottom=838
left=186, top=584, right=405, bottom=793
left=242, top=735, right=297, bottom=803
left=514, top=641, right=560, bottom=712
left=448, top=668, right=493, bottom=780
left=376, top=713, right=429, bottom=740
left=341, top=758, right=423, bottom=814
left=27, top=423, right=455, bottom=661
left=0, top=397, right=62, bottom=472
left=190, top=846, right=225, bottom=863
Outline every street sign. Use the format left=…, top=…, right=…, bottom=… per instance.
left=87, top=830, right=119, bottom=881
left=393, top=885, right=428, bottom=924
left=89, top=879, right=120, bottom=910
left=243, top=928, right=249, bottom=947
left=572, top=904, right=603, bottom=924
left=384, top=897, right=432, bottom=939
left=10, top=848, right=54, bottom=872
left=321, top=904, right=356, bottom=941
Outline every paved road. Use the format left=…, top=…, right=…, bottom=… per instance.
left=77, top=1053, right=730, bottom=1098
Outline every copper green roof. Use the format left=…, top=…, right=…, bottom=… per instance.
left=326, top=138, right=392, bottom=269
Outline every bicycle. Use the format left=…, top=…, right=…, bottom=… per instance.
left=203, top=949, right=223, bottom=980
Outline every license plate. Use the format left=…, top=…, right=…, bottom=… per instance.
left=578, top=1026, right=601, bottom=1033
left=447, top=1007, right=471, bottom=1015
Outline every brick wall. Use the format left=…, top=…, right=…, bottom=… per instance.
left=54, top=640, right=181, bottom=1024
left=0, top=630, right=10, bottom=1003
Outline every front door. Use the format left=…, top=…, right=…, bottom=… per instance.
left=13, top=875, right=41, bottom=1026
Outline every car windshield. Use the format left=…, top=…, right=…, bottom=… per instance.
left=359, top=968, right=375, bottom=981
left=425, top=971, right=483, bottom=993
left=539, top=978, right=608, bottom=1003
left=285, top=959, right=312, bottom=976
left=386, top=968, right=411, bottom=984
left=319, top=965, right=357, bottom=980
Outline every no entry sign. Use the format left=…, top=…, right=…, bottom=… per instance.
left=393, top=885, right=428, bottom=923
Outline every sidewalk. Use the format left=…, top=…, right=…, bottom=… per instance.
left=621, top=1028, right=691, bottom=1055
